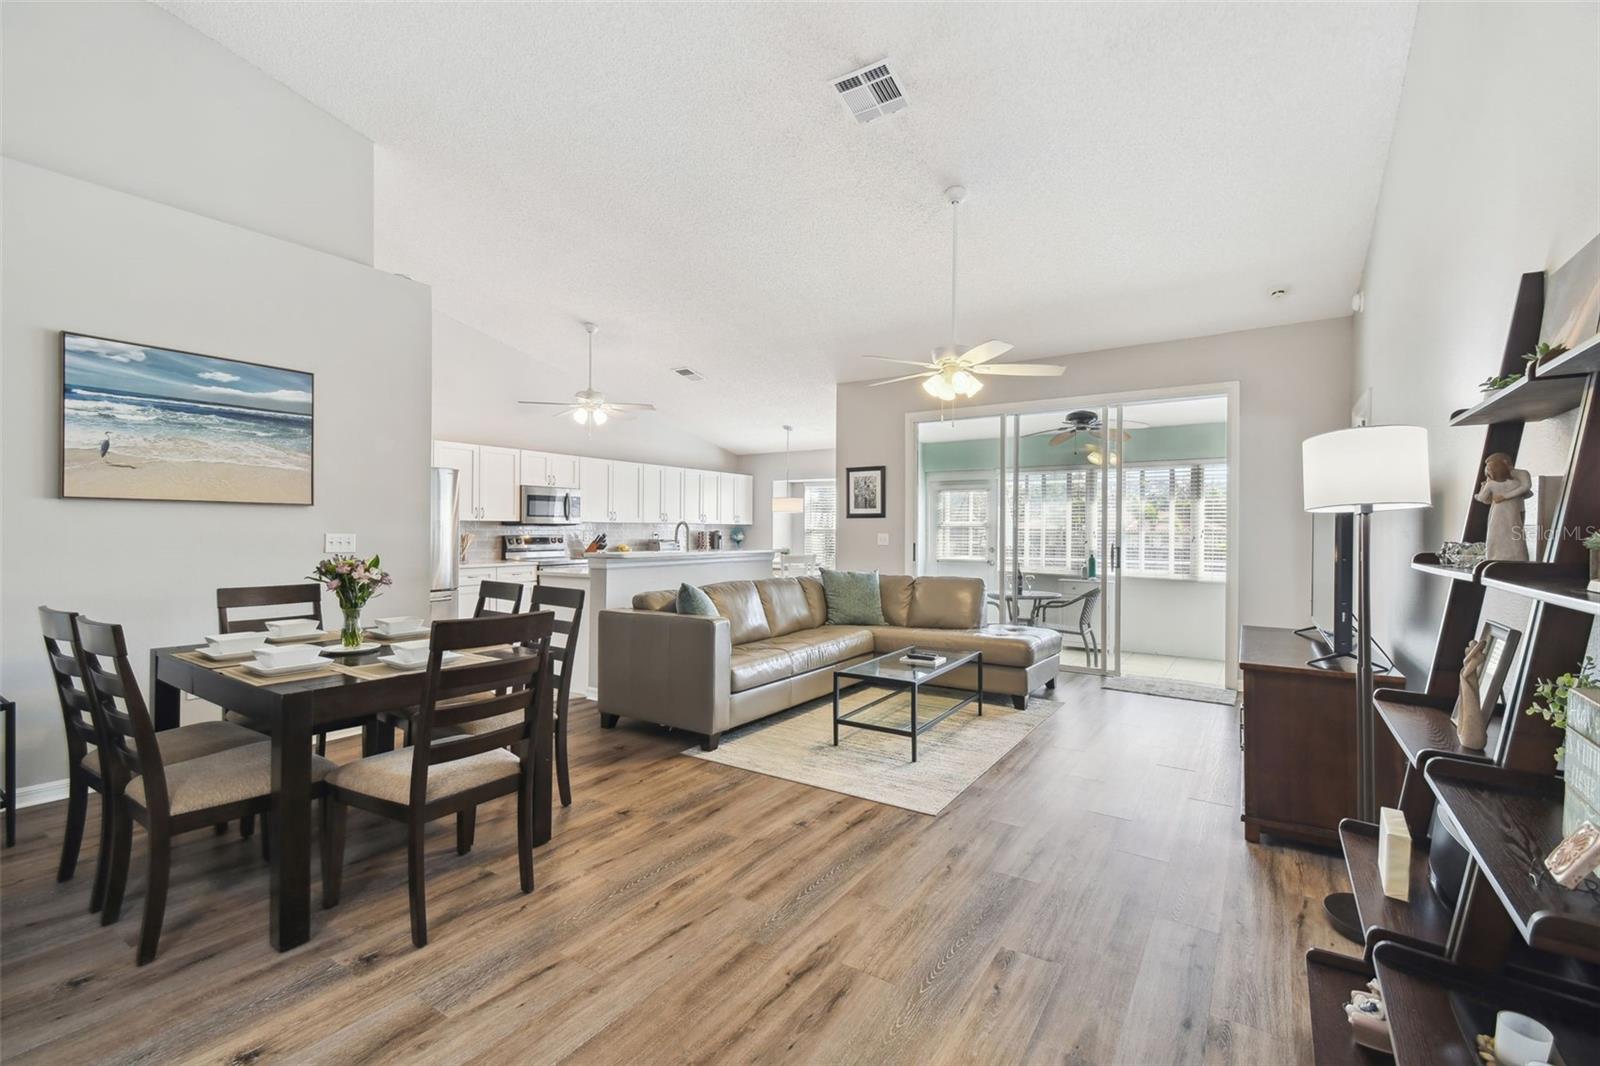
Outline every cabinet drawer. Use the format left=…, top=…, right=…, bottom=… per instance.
left=498, top=567, right=537, bottom=583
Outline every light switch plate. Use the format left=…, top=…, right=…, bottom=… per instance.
left=324, top=533, right=356, bottom=553
left=876, top=533, right=890, bottom=546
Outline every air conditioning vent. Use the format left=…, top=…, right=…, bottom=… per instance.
left=670, top=366, right=704, bottom=382
left=832, top=59, right=906, bottom=124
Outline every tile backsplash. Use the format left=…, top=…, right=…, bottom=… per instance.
left=460, top=520, right=749, bottom=563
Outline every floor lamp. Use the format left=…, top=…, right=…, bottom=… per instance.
left=1302, top=425, right=1430, bottom=941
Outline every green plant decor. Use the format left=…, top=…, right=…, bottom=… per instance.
left=1521, top=341, right=1570, bottom=369
left=1479, top=371, right=1524, bottom=392
left=1526, top=656, right=1600, bottom=762
left=1583, top=532, right=1600, bottom=553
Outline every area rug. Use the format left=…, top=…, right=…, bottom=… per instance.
left=685, top=687, right=1062, bottom=815
left=1101, top=675, right=1236, bottom=705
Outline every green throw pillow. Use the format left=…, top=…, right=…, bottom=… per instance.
left=821, top=569, right=887, bottom=625
left=676, top=582, right=718, bottom=617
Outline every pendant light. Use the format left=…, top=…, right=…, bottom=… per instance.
left=773, top=425, right=804, bottom=513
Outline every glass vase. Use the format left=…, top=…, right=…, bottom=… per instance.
left=340, top=606, right=363, bottom=648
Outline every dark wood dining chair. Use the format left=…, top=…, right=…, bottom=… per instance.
left=529, top=584, right=585, bottom=807
left=1040, top=587, right=1101, bottom=667
left=473, top=579, right=525, bottom=617
left=39, top=606, right=265, bottom=911
left=217, top=584, right=359, bottom=757
left=322, top=611, right=553, bottom=948
left=76, top=616, right=333, bottom=965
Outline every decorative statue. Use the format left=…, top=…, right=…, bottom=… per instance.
left=1474, top=453, right=1532, bottom=561
left=1453, top=637, right=1490, bottom=749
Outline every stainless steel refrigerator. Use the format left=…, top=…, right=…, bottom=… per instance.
left=428, top=467, right=461, bottom=620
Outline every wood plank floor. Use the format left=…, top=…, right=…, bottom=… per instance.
left=0, top=675, right=1356, bottom=1064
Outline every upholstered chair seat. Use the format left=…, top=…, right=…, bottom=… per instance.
left=124, top=744, right=334, bottom=816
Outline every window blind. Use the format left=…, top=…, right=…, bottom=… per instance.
left=935, top=486, right=990, bottom=561
left=1120, top=462, right=1226, bottom=580
left=802, top=481, right=837, bottom=569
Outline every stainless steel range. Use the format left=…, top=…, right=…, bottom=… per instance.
left=502, top=533, right=573, bottom=563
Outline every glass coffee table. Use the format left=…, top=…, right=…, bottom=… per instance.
left=832, top=647, right=983, bottom=762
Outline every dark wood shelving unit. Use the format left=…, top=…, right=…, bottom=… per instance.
left=1339, top=819, right=1454, bottom=955
left=1309, top=262, right=1600, bottom=1064
left=1305, top=949, right=1390, bottom=1066
left=1371, top=941, right=1600, bottom=1066
left=1374, top=691, right=1494, bottom=769
left=1448, top=373, right=1587, bottom=426
left=1481, top=561, right=1600, bottom=617
left=1424, top=759, right=1600, bottom=964
left=1534, top=330, right=1600, bottom=379
left=1408, top=553, right=1487, bottom=583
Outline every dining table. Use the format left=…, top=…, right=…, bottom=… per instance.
left=148, top=632, right=554, bottom=952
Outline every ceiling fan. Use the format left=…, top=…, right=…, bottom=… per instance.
left=866, top=186, right=1064, bottom=403
left=518, top=322, right=655, bottom=426
left=1026, top=409, right=1149, bottom=448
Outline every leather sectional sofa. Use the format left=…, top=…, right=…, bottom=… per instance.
left=596, top=574, right=1062, bottom=751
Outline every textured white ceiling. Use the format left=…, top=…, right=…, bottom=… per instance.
left=160, top=2, right=1415, bottom=455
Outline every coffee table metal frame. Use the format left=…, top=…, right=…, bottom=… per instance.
left=832, top=648, right=983, bottom=762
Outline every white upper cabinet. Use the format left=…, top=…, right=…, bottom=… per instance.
left=698, top=469, right=721, bottom=524
left=432, top=440, right=478, bottom=521
left=717, top=473, right=736, bottom=526
left=518, top=450, right=579, bottom=489
left=733, top=474, right=754, bottom=526
left=476, top=446, right=521, bottom=521
left=661, top=466, right=685, bottom=525
left=610, top=461, right=643, bottom=523
left=641, top=464, right=664, bottom=524
left=578, top=457, right=611, bottom=519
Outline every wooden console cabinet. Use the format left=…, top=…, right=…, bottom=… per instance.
left=1239, top=626, right=1405, bottom=847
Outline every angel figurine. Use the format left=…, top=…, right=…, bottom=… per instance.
left=1474, top=453, right=1532, bottom=561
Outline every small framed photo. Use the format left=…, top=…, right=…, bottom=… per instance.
left=844, top=465, right=886, bottom=519
left=1473, top=620, right=1521, bottom=715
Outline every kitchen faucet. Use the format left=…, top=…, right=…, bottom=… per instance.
left=673, top=520, right=691, bottom=551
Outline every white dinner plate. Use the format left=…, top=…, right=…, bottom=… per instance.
left=367, top=627, right=431, bottom=641
left=198, top=645, right=258, bottom=662
left=241, top=656, right=328, bottom=677
left=318, top=643, right=382, bottom=657
left=379, top=650, right=463, bottom=672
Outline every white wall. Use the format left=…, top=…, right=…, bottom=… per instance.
left=835, top=317, right=1355, bottom=668
left=736, top=448, right=837, bottom=552
left=1352, top=1, right=1600, bottom=682
left=433, top=312, right=738, bottom=471
left=2, top=1, right=374, bottom=265
left=2, top=161, right=431, bottom=792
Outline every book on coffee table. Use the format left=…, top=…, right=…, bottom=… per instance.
left=900, top=652, right=947, bottom=668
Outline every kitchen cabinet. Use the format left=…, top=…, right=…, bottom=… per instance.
left=477, top=446, right=521, bottom=521
left=432, top=440, right=477, bottom=522
left=661, top=466, right=685, bottom=525
left=718, top=472, right=754, bottom=525
left=698, top=469, right=721, bottom=523
left=433, top=441, right=519, bottom=522
left=519, top=450, right=580, bottom=488
left=641, top=464, right=687, bottom=525
left=579, top=457, right=643, bottom=522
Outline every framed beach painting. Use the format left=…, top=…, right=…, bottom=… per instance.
left=60, top=332, right=314, bottom=505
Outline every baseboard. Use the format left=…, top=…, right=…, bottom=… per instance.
left=17, top=779, right=71, bottom=809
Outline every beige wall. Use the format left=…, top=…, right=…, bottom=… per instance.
left=433, top=313, right=738, bottom=471
left=736, top=448, right=838, bottom=552
left=835, top=317, right=1356, bottom=664
left=1351, top=1, right=1600, bottom=682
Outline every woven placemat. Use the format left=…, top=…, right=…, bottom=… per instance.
left=218, top=662, right=342, bottom=687
left=363, top=629, right=433, bottom=644
left=329, top=650, right=498, bottom=682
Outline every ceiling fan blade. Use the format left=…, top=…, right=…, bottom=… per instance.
left=1048, top=431, right=1078, bottom=446
left=960, top=340, right=1014, bottom=366
left=605, top=402, right=656, bottom=411
left=1118, top=419, right=1150, bottom=431
left=868, top=372, right=935, bottom=387
left=864, top=356, right=938, bottom=369
left=972, top=363, right=1065, bottom=377
left=518, top=400, right=575, bottom=406
left=1021, top=428, right=1064, bottom=438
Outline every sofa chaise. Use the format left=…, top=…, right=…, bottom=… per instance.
left=596, top=574, right=1062, bottom=750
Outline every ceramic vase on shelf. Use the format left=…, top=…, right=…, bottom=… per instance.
left=1564, top=688, right=1600, bottom=836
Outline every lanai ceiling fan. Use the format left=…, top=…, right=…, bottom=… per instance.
left=866, top=186, right=1063, bottom=403
left=1026, top=408, right=1149, bottom=447
left=518, top=322, right=655, bottom=426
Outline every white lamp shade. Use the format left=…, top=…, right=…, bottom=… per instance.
left=1302, top=425, right=1431, bottom=512
left=773, top=495, right=804, bottom=513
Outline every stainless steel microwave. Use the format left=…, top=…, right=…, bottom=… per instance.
left=520, top=486, right=580, bottom=525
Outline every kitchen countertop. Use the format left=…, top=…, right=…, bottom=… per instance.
left=584, top=548, right=772, bottom=568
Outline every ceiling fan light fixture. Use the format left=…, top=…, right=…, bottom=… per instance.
left=923, top=374, right=957, bottom=402
left=591, top=407, right=608, bottom=425
left=950, top=369, right=982, bottom=398
left=572, top=407, right=590, bottom=425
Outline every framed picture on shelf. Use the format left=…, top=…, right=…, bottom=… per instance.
left=1473, top=620, right=1521, bottom=717
left=844, top=465, right=886, bottom=519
